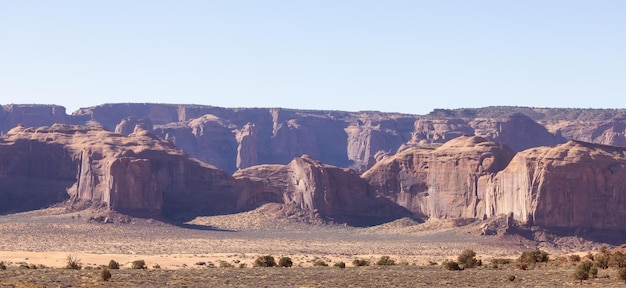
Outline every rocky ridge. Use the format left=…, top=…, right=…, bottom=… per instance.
left=2, top=104, right=626, bottom=232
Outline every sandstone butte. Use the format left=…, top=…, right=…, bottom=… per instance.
left=0, top=124, right=404, bottom=223
left=2, top=103, right=626, bottom=231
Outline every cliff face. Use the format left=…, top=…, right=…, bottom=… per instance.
left=485, top=141, right=626, bottom=230
left=234, top=155, right=408, bottom=220
left=363, top=136, right=516, bottom=219
left=0, top=105, right=72, bottom=135
left=4, top=103, right=624, bottom=174
left=0, top=124, right=240, bottom=217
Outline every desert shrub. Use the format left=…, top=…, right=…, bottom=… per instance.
left=611, top=251, right=626, bottom=268
left=254, top=255, right=276, bottom=267
left=515, top=262, right=528, bottom=270
left=100, top=267, right=112, bottom=281
left=594, top=253, right=609, bottom=269
left=313, top=260, right=328, bottom=267
left=65, top=255, right=82, bottom=270
left=0, top=262, right=6, bottom=270
left=278, top=257, right=293, bottom=268
left=590, top=267, right=598, bottom=278
left=568, top=254, right=581, bottom=262
left=108, top=260, right=120, bottom=269
left=491, top=258, right=512, bottom=265
left=619, top=267, right=626, bottom=283
left=352, top=259, right=370, bottom=267
left=518, top=249, right=549, bottom=265
left=458, top=249, right=478, bottom=269
left=508, top=275, right=516, bottom=281
left=219, top=261, right=234, bottom=268
left=443, top=261, right=462, bottom=271
left=376, top=256, right=395, bottom=266
left=333, top=261, right=346, bottom=269
left=573, top=261, right=592, bottom=284
left=152, top=264, right=161, bottom=269
left=131, top=260, right=146, bottom=269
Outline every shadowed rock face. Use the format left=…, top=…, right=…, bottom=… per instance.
left=363, top=136, right=516, bottom=219
left=234, top=155, right=409, bottom=221
left=0, top=124, right=239, bottom=217
left=485, top=141, right=626, bottom=230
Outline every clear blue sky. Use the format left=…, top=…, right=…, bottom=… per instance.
left=1, top=1, right=624, bottom=115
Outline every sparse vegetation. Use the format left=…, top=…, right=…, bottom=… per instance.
left=457, top=249, right=478, bottom=269
left=65, top=255, right=82, bottom=270
left=619, top=267, right=626, bottom=283
left=333, top=261, right=346, bottom=269
left=0, top=261, right=6, bottom=270
left=568, top=254, right=581, bottom=262
left=108, top=260, right=120, bottom=269
left=573, top=261, right=592, bottom=284
left=352, top=259, right=370, bottom=267
left=100, top=267, right=112, bottom=281
left=131, top=260, right=146, bottom=269
left=254, top=256, right=276, bottom=267
left=278, top=257, right=293, bottom=268
left=443, top=261, right=462, bottom=271
left=508, top=275, right=516, bottom=281
left=219, top=261, right=234, bottom=268
left=313, top=260, right=328, bottom=267
left=376, top=256, right=395, bottom=266
left=611, top=251, right=626, bottom=268
left=518, top=249, right=549, bottom=266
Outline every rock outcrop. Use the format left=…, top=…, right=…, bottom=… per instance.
left=234, top=155, right=408, bottom=222
left=485, top=141, right=626, bottom=230
left=363, top=136, right=516, bottom=219
left=0, top=104, right=72, bottom=135
left=0, top=124, right=239, bottom=216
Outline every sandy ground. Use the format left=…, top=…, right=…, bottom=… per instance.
left=0, top=204, right=599, bottom=271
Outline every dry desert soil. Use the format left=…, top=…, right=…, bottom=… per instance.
left=0, top=204, right=623, bottom=287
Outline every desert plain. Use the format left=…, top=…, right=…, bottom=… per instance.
left=0, top=204, right=623, bottom=287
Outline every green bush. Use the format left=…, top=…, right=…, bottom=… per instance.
left=333, top=261, right=346, bottom=269
left=131, top=260, right=146, bottom=269
left=219, top=261, right=234, bottom=268
left=457, top=249, right=478, bottom=269
left=108, top=260, right=120, bottom=269
left=376, top=256, right=395, bottom=266
left=313, top=260, right=328, bottom=267
left=352, top=259, right=370, bottom=267
left=100, top=267, right=112, bottom=281
left=573, top=261, right=592, bottom=284
left=254, top=255, right=276, bottom=267
left=594, top=253, right=609, bottom=269
left=568, top=254, right=581, bottom=262
left=278, top=257, right=293, bottom=268
left=444, top=261, right=462, bottom=271
left=619, top=267, right=626, bottom=283
left=590, top=267, right=598, bottom=278
left=65, top=255, right=82, bottom=270
left=518, top=249, right=549, bottom=265
left=611, top=251, right=626, bottom=268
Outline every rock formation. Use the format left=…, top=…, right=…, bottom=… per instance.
left=114, top=117, right=154, bottom=135
left=234, top=155, right=409, bottom=222
left=0, top=124, right=240, bottom=217
left=485, top=140, right=626, bottom=230
left=363, top=136, right=516, bottom=219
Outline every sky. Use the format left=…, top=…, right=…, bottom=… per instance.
left=1, top=1, right=624, bottom=115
